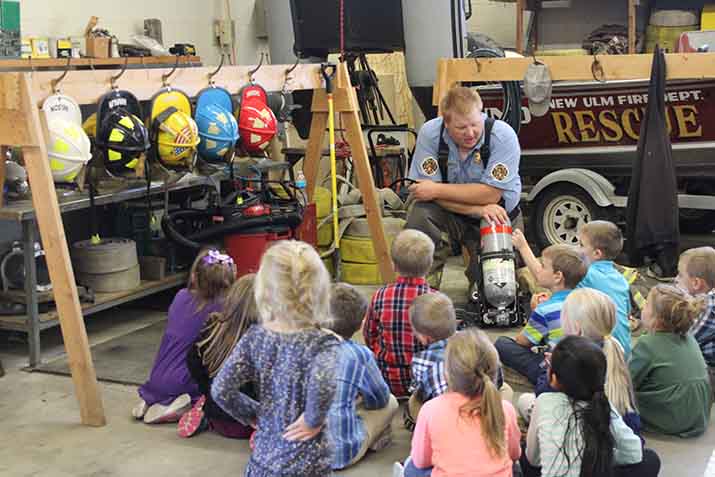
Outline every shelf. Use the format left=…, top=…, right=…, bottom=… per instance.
left=0, top=272, right=187, bottom=332
left=0, top=171, right=224, bottom=223
left=0, top=56, right=201, bottom=71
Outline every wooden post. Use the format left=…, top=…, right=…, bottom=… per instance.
left=516, top=0, right=526, bottom=55
left=304, top=63, right=396, bottom=283
left=628, top=0, right=637, bottom=54
left=16, top=73, right=106, bottom=426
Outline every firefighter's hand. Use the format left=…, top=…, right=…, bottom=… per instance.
left=480, top=204, right=509, bottom=224
left=408, top=180, right=441, bottom=202
left=512, top=229, right=528, bottom=250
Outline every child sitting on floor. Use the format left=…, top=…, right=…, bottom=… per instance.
left=677, top=246, right=715, bottom=394
left=404, top=292, right=457, bottom=430
left=133, top=249, right=235, bottom=424
left=495, top=240, right=587, bottom=385
left=577, top=220, right=633, bottom=357
left=364, top=229, right=435, bottom=398
left=179, top=273, right=258, bottom=439
left=518, top=289, right=641, bottom=438
left=630, top=284, right=712, bottom=437
left=326, top=283, right=399, bottom=470
left=211, top=240, right=339, bottom=477
left=522, top=336, right=659, bottom=477
left=394, top=329, right=521, bottom=477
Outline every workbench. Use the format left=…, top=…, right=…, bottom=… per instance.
left=0, top=172, right=220, bottom=367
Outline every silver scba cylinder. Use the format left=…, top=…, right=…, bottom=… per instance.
left=479, top=218, right=516, bottom=309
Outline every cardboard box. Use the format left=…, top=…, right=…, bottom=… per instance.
left=85, top=36, right=110, bottom=58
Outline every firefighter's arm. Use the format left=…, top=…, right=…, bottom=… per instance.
left=436, top=200, right=509, bottom=224
left=410, top=181, right=502, bottom=205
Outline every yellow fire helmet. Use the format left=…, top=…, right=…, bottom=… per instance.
left=148, top=88, right=199, bottom=171
left=46, top=118, right=92, bottom=183
left=155, top=108, right=200, bottom=170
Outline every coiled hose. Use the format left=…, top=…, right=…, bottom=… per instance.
left=468, top=48, right=522, bottom=135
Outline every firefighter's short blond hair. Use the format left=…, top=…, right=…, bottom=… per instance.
left=440, top=86, right=483, bottom=123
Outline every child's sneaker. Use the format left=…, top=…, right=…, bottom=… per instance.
left=517, top=393, right=536, bottom=423
left=143, top=393, right=192, bottom=424
left=132, top=399, right=148, bottom=420
left=392, top=462, right=405, bottom=477
left=178, top=395, right=207, bottom=438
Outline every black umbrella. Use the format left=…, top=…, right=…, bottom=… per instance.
left=625, top=45, right=680, bottom=277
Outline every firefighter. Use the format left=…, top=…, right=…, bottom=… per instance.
left=405, top=85, right=523, bottom=287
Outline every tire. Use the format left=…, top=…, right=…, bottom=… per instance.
left=467, top=32, right=504, bottom=55
left=529, top=184, right=612, bottom=251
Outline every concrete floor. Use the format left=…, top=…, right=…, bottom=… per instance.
left=1, top=258, right=715, bottom=477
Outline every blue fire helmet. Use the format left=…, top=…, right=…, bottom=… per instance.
left=195, top=103, right=239, bottom=162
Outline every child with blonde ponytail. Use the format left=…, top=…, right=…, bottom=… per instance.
left=394, top=329, right=521, bottom=477
left=211, top=241, right=340, bottom=477
left=630, top=284, right=712, bottom=437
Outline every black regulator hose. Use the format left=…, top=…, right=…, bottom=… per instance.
left=161, top=209, right=303, bottom=251
left=468, top=48, right=522, bottom=135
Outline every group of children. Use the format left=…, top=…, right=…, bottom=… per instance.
left=129, top=218, right=714, bottom=477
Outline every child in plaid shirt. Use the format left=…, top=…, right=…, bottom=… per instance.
left=677, top=246, right=715, bottom=394
left=364, top=230, right=435, bottom=398
left=404, top=292, right=456, bottom=430
left=326, top=283, right=399, bottom=470
left=405, top=292, right=509, bottom=430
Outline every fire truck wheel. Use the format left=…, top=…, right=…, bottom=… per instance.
left=530, top=184, right=612, bottom=251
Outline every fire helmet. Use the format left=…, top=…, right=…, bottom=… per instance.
left=237, top=84, right=277, bottom=154
left=46, top=118, right=92, bottom=183
left=154, top=107, right=200, bottom=170
left=97, top=110, right=150, bottom=174
left=195, top=103, right=238, bottom=162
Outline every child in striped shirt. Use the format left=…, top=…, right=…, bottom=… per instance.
left=495, top=241, right=587, bottom=385
left=326, top=283, right=399, bottom=470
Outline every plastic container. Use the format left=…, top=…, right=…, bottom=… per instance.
left=224, top=226, right=293, bottom=277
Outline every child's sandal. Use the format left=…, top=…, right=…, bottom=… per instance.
left=178, top=395, right=207, bottom=438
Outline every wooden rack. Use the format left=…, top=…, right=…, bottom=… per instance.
left=0, top=56, right=201, bottom=70
left=515, top=0, right=638, bottom=54
left=0, top=61, right=394, bottom=426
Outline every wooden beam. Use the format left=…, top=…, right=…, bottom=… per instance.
left=433, top=53, right=715, bottom=103
left=0, top=56, right=201, bottom=70
left=335, top=62, right=395, bottom=283
left=18, top=73, right=106, bottom=426
left=28, top=64, right=323, bottom=107
left=304, top=112, right=329, bottom=203
left=516, top=0, right=526, bottom=55
left=628, top=0, right=637, bottom=54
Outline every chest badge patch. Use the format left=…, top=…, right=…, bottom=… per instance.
left=491, top=163, right=509, bottom=181
left=420, top=156, right=439, bottom=176
left=473, top=151, right=482, bottom=164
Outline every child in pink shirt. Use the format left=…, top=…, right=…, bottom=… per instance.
left=394, top=329, right=521, bottom=477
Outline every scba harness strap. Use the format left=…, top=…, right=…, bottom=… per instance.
left=437, top=117, right=495, bottom=184
left=436, top=117, right=521, bottom=221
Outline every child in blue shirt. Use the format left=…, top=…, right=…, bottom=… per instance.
left=496, top=240, right=587, bottom=385
left=326, top=283, right=398, bottom=470
left=577, top=221, right=633, bottom=357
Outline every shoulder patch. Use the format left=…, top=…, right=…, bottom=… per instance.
left=490, top=163, right=509, bottom=181
left=420, top=156, right=439, bottom=176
